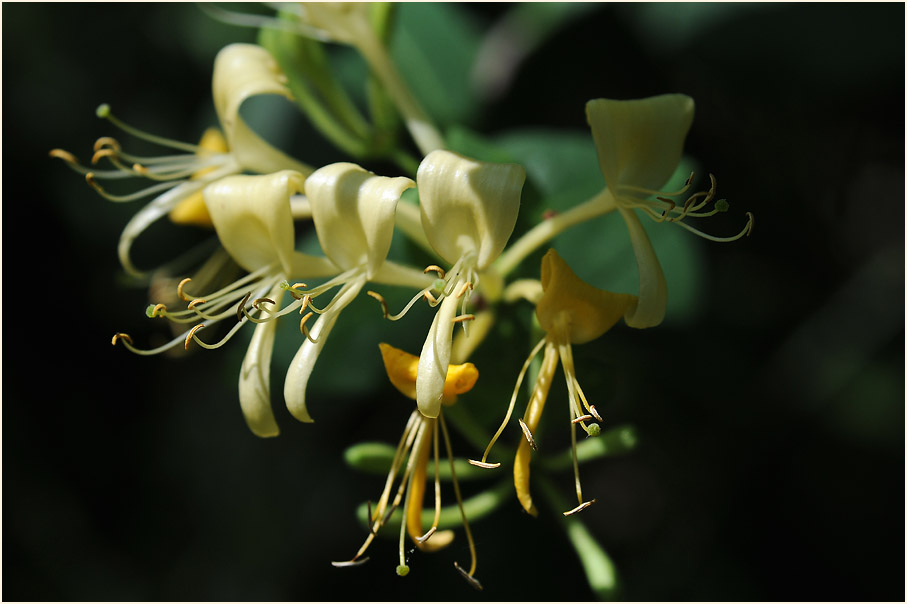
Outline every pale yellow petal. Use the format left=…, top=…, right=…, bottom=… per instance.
left=586, top=94, right=694, bottom=193
left=238, top=284, right=285, bottom=438
left=417, top=150, right=525, bottom=270
left=619, top=209, right=668, bottom=329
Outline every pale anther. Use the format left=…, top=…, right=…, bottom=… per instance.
left=187, top=298, right=207, bottom=310
left=451, top=314, right=475, bottom=325
left=423, top=290, right=438, bottom=304
left=91, top=148, right=117, bottom=165
left=563, top=499, right=596, bottom=516
left=589, top=405, right=603, bottom=422
left=467, top=460, right=501, bottom=469
left=93, top=137, right=120, bottom=152
left=132, top=163, right=150, bottom=175
left=299, top=312, right=317, bottom=343
left=331, top=558, right=370, bottom=568
left=518, top=418, right=538, bottom=451
left=571, top=414, right=594, bottom=424
left=415, top=527, right=437, bottom=543
left=454, top=281, right=473, bottom=298
left=184, top=324, right=205, bottom=350
left=85, top=172, right=103, bottom=192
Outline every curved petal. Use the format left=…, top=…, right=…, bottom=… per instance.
left=284, top=274, right=367, bottom=423
left=299, top=2, right=372, bottom=45
left=415, top=292, right=460, bottom=418
left=619, top=208, right=668, bottom=329
left=211, top=43, right=313, bottom=176
left=586, top=94, right=694, bottom=193
left=204, top=170, right=316, bottom=275
left=417, top=150, right=525, bottom=270
left=379, top=342, right=479, bottom=402
left=305, top=162, right=414, bottom=277
left=238, top=284, right=285, bottom=438
left=536, top=249, right=636, bottom=344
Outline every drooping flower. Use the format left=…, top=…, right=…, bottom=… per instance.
left=471, top=249, right=636, bottom=517
left=390, top=149, right=525, bottom=419
left=112, top=170, right=337, bottom=437
left=51, top=43, right=313, bottom=275
left=282, top=162, right=431, bottom=423
left=585, top=94, right=753, bottom=328
left=333, top=343, right=482, bottom=589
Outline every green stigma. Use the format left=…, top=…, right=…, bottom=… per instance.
left=396, top=564, right=410, bottom=577
left=96, top=103, right=111, bottom=119
left=715, top=199, right=729, bottom=212
left=145, top=304, right=156, bottom=318
left=587, top=423, right=601, bottom=437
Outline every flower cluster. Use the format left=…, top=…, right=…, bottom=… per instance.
left=53, top=6, right=752, bottom=596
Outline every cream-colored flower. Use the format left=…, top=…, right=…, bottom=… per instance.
left=282, top=163, right=430, bottom=423
left=586, top=94, right=752, bottom=328
left=413, top=150, right=525, bottom=419
left=112, top=170, right=337, bottom=438
left=471, top=249, right=636, bottom=517
left=51, top=43, right=313, bottom=275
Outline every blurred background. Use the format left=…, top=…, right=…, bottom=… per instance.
left=3, top=3, right=904, bottom=601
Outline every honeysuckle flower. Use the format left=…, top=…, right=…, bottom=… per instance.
left=50, top=43, right=313, bottom=275
left=585, top=94, right=753, bottom=328
left=282, top=163, right=433, bottom=423
left=333, top=343, right=482, bottom=589
left=112, top=170, right=338, bottom=437
left=403, top=149, right=525, bottom=419
left=471, top=249, right=636, bottom=517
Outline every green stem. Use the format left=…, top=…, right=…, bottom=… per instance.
left=494, top=188, right=617, bottom=277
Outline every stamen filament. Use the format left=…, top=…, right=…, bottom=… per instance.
left=439, top=412, right=479, bottom=582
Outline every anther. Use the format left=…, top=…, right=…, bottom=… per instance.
left=132, top=163, right=150, bottom=175
left=299, top=312, right=317, bottom=343
left=589, top=405, right=603, bottom=422
left=518, top=418, right=538, bottom=451
left=85, top=172, right=103, bottom=193
left=91, top=148, right=117, bottom=165
left=563, top=499, right=596, bottom=516
left=111, top=332, right=133, bottom=346
left=236, top=292, right=252, bottom=321
left=149, top=303, right=167, bottom=318
left=331, top=558, right=370, bottom=568
left=542, top=209, right=558, bottom=220
left=423, top=265, right=446, bottom=279
left=252, top=297, right=275, bottom=311
left=177, top=278, right=193, bottom=302
left=745, top=211, right=755, bottom=236
left=571, top=414, right=594, bottom=424
left=454, top=281, right=473, bottom=298
left=49, top=149, right=79, bottom=163
left=187, top=298, right=207, bottom=310
left=684, top=171, right=696, bottom=187
left=451, top=314, right=475, bottom=325
left=423, top=291, right=438, bottom=304
left=93, top=136, right=121, bottom=152
left=415, top=527, right=437, bottom=543
left=367, top=290, right=389, bottom=319
left=454, top=562, right=483, bottom=591
left=184, top=324, right=205, bottom=350
left=467, top=460, right=501, bottom=469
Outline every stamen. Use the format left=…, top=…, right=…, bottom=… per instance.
left=177, top=278, right=194, bottom=302
left=236, top=292, right=252, bottom=321
left=184, top=324, right=205, bottom=349
left=93, top=137, right=121, bottom=153
left=253, top=297, right=275, bottom=311
left=96, top=104, right=203, bottom=154
left=454, top=562, right=484, bottom=591
left=563, top=499, right=596, bottom=516
left=49, top=149, right=79, bottom=164
left=423, top=290, right=439, bottom=305
left=367, top=291, right=389, bottom=319
left=415, top=527, right=437, bottom=544
left=518, top=418, right=538, bottom=451
left=439, top=413, right=479, bottom=581
left=571, top=414, right=594, bottom=424
left=299, top=312, right=317, bottom=343
left=466, top=460, right=501, bottom=469
left=132, top=163, right=150, bottom=176
left=451, top=314, right=475, bottom=324
left=423, top=264, right=446, bottom=279
left=187, top=298, right=207, bottom=310
left=454, top=281, right=473, bottom=299
left=91, top=148, right=117, bottom=165
left=147, top=303, right=167, bottom=318
left=111, top=332, right=133, bottom=346
left=589, top=405, right=603, bottom=422
left=331, top=558, right=370, bottom=568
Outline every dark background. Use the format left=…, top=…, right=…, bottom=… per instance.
left=3, top=3, right=904, bottom=601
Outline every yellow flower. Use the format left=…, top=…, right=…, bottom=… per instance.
left=333, top=343, right=482, bottom=588
left=472, top=249, right=636, bottom=517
